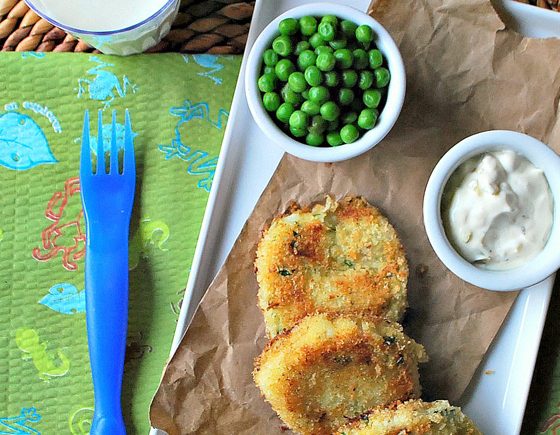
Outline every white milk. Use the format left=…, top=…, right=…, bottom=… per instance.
left=29, top=0, right=170, bottom=32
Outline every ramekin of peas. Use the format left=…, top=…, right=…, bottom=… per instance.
left=245, top=4, right=405, bottom=162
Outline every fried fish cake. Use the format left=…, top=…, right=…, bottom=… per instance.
left=255, top=196, right=408, bottom=337
left=253, top=313, right=427, bottom=435
left=335, top=399, right=482, bottom=435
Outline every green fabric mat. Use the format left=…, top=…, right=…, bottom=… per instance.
left=0, top=52, right=240, bottom=434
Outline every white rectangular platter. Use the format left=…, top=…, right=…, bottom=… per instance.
left=153, top=2, right=560, bottom=434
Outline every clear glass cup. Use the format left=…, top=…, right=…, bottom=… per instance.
left=24, top=0, right=180, bottom=55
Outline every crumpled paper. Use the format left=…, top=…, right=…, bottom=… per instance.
left=150, top=0, right=560, bottom=433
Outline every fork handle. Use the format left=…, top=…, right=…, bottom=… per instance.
left=85, top=234, right=129, bottom=435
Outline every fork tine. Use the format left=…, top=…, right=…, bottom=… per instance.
left=110, top=110, right=118, bottom=174
left=123, top=109, right=135, bottom=175
left=80, top=110, right=92, bottom=176
left=96, top=110, right=104, bottom=174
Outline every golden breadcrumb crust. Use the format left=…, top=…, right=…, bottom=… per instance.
left=253, top=313, right=427, bottom=435
left=335, top=399, right=482, bottom=435
left=255, top=196, right=408, bottom=337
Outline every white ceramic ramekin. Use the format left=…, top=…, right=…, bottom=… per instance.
left=423, top=130, right=560, bottom=291
left=244, top=3, right=406, bottom=163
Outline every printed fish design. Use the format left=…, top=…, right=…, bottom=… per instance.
left=0, top=112, right=57, bottom=170
left=39, top=283, right=86, bottom=315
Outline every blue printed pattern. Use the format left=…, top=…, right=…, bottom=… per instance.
left=85, top=122, right=138, bottom=155
left=21, top=53, right=46, bottom=60
left=39, top=283, right=85, bottom=315
left=159, top=100, right=228, bottom=191
left=182, top=54, right=228, bottom=85
left=0, top=407, right=41, bottom=434
left=0, top=112, right=56, bottom=170
left=77, top=56, right=138, bottom=109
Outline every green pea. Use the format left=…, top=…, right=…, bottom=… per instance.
left=340, top=20, right=358, bottom=38
left=306, top=132, right=324, bottom=146
left=290, top=125, right=307, bottom=138
left=352, top=48, right=369, bottom=70
left=338, top=88, right=354, bottom=106
left=309, top=33, right=326, bottom=49
left=375, top=67, right=391, bottom=87
left=329, top=38, right=347, bottom=50
left=324, top=71, right=339, bottom=87
left=301, top=100, right=321, bottom=116
left=279, top=18, right=299, bottom=36
left=342, top=70, right=358, bottom=87
left=316, top=52, right=336, bottom=71
left=308, top=115, right=328, bottom=134
left=340, top=124, right=359, bottom=143
left=359, top=70, right=374, bottom=90
left=341, top=111, right=358, bottom=124
left=327, top=131, right=344, bottom=146
left=263, top=48, right=279, bottom=66
left=297, top=50, right=317, bottom=71
left=304, top=66, right=323, bottom=87
left=299, top=16, right=317, bottom=36
left=281, top=83, right=303, bottom=106
left=275, top=59, right=295, bottom=81
left=356, top=25, right=373, bottom=45
left=302, top=89, right=310, bottom=100
left=262, top=92, right=281, bottom=111
left=321, top=15, right=338, bottom=26
left=363, top=89, right=382, bottom=108
left=320, top=101, right=340, bottom=121
left=276, top=102, right=294, bottom=123
left=295, top=40, right=311, bottom=56
left=272, top=35, right=292, bottom=56
left=368, top=49, right=383, bottom=69
left=358, top=108, right=379, bottom=129
left=318, top=21, right=335, bottom=42
left=334, top=48, right=353, bottom=69
left=288, top=72, right=307, bottom=93
left=327, top=119, right=339, bottom=132
left=258, top=73, right=276, bottom=92
left=263, top=66, right=275, bottom=75
left=308, top=86, right=329, bottom=104
left=289, top=110, right=308, bottom=130
left=315, top=45, right=333, bottom=56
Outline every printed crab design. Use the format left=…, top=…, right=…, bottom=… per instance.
left=32, top=177, right=85, bottom=271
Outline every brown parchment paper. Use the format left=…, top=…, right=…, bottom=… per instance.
left=150, top=0, right=560, bottom=433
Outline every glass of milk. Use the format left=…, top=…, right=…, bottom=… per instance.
left=24, top=0, right=180, bottom=55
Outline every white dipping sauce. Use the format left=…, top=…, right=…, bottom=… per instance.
left=442, top=149, right=553, bottom=270
left=30, top=0, right=169, bottom=32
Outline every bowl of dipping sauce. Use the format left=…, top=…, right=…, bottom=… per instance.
left=25, top=0, right=179, bottom=55
left=423, top=130, right=560, bottom=291
left=244, top=3, right=406, bottom=163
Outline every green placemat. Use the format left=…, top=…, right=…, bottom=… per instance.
left=0, top=52, right=240, bottom=434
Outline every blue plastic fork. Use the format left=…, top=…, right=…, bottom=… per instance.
left=80, top=110, right=135, bottom=435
